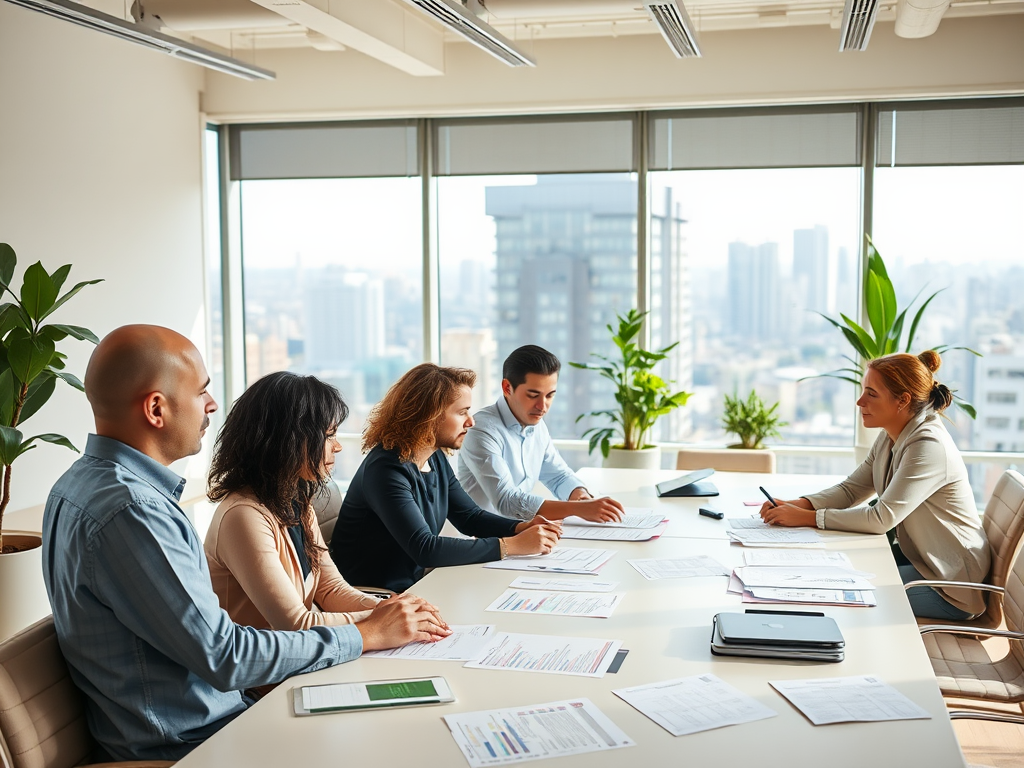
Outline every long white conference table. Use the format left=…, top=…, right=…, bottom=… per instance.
left=175, top=469, right=967, bottom=768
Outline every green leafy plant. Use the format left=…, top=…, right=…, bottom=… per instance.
left=722, top=390, right=787, bottom=450
left=0, top=243, right=101, bottom=553
left=569, top=309, right=691, bottom=458
left=815, top=236, right=980, bottom=418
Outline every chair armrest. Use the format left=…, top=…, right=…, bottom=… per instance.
left=919, top=625, right=1024, bottom=640
left=903, top=580, right=1005, bottom=595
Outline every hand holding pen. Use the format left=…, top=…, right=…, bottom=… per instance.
left=759, top=490, right=817, bottom=528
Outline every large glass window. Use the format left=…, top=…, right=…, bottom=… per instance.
left=239, top=177, right=422, bottom=480
left=438, top=174, right=638, bottom=452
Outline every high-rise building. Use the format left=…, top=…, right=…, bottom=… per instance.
left=303, top=269, right=385, bottom=371
left=728, top=241, right=779, bottom=341
left=486, top=175, right=692, bottom=440
left=793, top=225, right=831, bottom=317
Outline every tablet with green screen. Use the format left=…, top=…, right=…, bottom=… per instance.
left=292, top=677, right=454, bottom=716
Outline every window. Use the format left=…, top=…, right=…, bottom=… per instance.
left=988, top=392, right=1018, bottom=404
left=987, top=418, right=1012, bottom=429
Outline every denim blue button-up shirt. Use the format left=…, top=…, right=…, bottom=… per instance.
left=42, top=435, right=362, bottom=761
left=457, top=397, right=584, bottom=521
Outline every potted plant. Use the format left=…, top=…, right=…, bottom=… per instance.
left=570, top=309, right=691, bottom=470
left=815, top=236, right=979, bottom=416
left=0, top=242, right=101, bottom=640
left=722, top=390, right=787, bottom=450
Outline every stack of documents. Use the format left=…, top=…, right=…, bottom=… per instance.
left=727, top=518, right=823, bottom=547
left=711, top=611, right=845, bottom=662
left=561, top=508, right=668, bottom=541
left=727, top=550, right=876, bottom=607
left=484, top=548, right=616, bottom=575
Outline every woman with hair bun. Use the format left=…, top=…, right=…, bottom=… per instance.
left=759, top=351, right=990, bottom=620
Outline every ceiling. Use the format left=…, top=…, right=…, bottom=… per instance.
left=77, top=0, right=1024, bottom=76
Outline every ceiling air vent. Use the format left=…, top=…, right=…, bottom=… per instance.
left=644, top=1, right=702, bottom=58
left=400, top=0, right=536, bottom=67
left=838, top=0, right=880, bottom=50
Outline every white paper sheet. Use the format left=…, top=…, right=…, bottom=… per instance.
left=769, top=675, right=932, bottom=725
left=363, top=625, right=495, bottom=660
left=743, top=550, right=854, bottom=568
left=510, top=577, right=619, bottom=593
left=564, top=508, right=666, bottom=529
left=464, top=632, right=622, bottom=677
left=628, top=555, right=730, bottom=581
left=483, top=548, right=616, bottom=574
left=735, top=565, right=874, bottom=591
left=729, top=518, right=768, bottom=529
left=486, top=589, right=623, bottom=618
left=444, top=698, right=634, bottom=767
left=613, top=674, right=777, bottom=736
left=727, top=529, right=823, bottom=547
left=561, top=523, right=666, bottom=541
left=744, top=587, right=877, bottom=607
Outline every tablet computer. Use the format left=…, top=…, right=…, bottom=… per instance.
left=655, top=468, right=719, bottom=497
left=716, top=612, right=845, bottom=649
left=293, top=676, right=454, bottom=716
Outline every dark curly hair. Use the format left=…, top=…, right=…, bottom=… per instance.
left=207, top=371, right=349, bottom=576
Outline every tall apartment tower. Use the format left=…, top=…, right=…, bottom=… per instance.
left=727, top=241, right=779, bottom=341
left=486, top=175, right=692, bottom=441
left=303, top=269, right=385, bottom=371
left=793, top=225, right=832, bottom=318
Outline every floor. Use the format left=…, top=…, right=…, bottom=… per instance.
left=957, top=718, right=1024, bottom=767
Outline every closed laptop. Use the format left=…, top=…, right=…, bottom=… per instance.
left=716, top=612, right=845, bottom=649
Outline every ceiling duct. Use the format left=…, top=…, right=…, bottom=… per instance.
left=644, top=1, right=702, bottom=58
left=398, top=0, right=536, bottom=67
left=2, top=0, right=275, bottom=79
left=838, top=0, right=880, bottom=50
left=894, top=0, right=951, bottom=38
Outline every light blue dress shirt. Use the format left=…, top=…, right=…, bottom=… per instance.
left=457, top=397, right=585, bottom=521
left=42, top=435, right=363, bottom=762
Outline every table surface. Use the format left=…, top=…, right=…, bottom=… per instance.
left=175, top=469, right=966, bottom=768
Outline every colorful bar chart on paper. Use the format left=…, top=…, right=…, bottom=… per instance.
left=464, top=632, right=623, bottom=677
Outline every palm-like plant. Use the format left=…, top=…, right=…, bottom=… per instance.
left=722, top=390, right=787, bottom=450
left=816, top=236, right=979, bottom=417
left=569, top=309, right=691, bottom=458
left=0, top=243, right=101, bottom=553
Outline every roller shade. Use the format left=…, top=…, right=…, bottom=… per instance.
left=876, top=102, right=1024, bottom=166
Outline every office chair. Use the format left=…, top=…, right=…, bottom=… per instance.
left=676, top=447, right=776, bottom=474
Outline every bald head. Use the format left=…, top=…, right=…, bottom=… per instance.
left=85, top=325, right=217, bottom=464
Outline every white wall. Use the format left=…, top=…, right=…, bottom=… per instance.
left=203, top=15, right=1024, bottom=121
left=0, top=2, right=208, bottom=513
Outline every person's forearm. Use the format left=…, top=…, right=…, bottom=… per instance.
left=536, top=499, right=586, bottom=521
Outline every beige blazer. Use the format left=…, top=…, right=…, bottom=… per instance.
left=804, top=409, right=991, bottom=616
left=205, top=491, right=378, bottom=631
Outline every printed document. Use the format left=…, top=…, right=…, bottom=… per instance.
left=727, top=528, right=823, bottom=547
left=628, top=555, right=730, bottom=581
left=745, top=587, right=877, bottom=607
left=464, top=632, right=622, bottom=677
left=613, top=674, right=777, bottom=736
left=729, top=518, right=769, bottom=529
left=509, top=577, right=619, bottom=593
left=735, top=565, right=874, bottom=591
left=363, top=625, right=495, bottom=661
left=486, top=589, right=623, bottom=618
left=564, top=508, right=666, bottom=529
left=444, top=698, right=634, bottom=767
left=743, top=550, right=853, bottom=568
left=484, top=548, right=615, bottom=575
left=561, top=523, right=666, bottom=541
left=769, top=675, right=932, bottom=725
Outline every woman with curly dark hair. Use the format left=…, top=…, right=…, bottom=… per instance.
left=331, top=363, right=561, bottom=593
left=758, top=351, right=991, bottom=620
left=205, top=371, right=449, bottom=641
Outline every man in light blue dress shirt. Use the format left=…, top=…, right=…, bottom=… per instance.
left=43, top=325, right=447, bottom=762
left=458, top=345, right=624, bottom=523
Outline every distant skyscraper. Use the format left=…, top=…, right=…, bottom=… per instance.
left=793, top=225, right=831, bottom=317
left=486, top=175, right=692, bottom=440
left=304, top=269, right=385, bottom=371
left=728, top=241, right=779, bottom=341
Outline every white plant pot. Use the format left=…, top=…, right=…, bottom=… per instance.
left=0, top=532, right=50, bottom=642
left=602, top=446, right=661, bottom=470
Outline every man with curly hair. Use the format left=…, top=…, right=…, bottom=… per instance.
left=331, top=363, right=562, bottom=592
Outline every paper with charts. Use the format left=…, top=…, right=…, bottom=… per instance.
left=734, top=565, right=875, bottom=591
left=444, top=698, right=634, bottom=767
left=363, top=625, right=495, bottom=661
left=628, top=555, right=730, bottom=581
left=485, top=589, right=623, bottom=618
left=727, top=573, right=876, bottom=607
left=483, top=548, right=615, bottom=575
left=509, top=577, right=619, bottom=593
left=560, top=523, right=667, bottom=542
left=563, top=508, right=667, bottom=529
left=613, top=674, right=777, bottom=736
left=464, top=632, right=623, bottom=677
left=769, top=675, right=932, bottom=725
left=743, top=549, right=853, bottom=568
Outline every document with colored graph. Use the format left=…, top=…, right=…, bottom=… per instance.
left=463, top=632, right=622, bottom=677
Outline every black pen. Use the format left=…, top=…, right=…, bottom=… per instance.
left=759, top=486, right=778, bottom=508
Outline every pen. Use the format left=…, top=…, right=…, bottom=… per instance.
left=759, top=486, right=778, bottom=508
